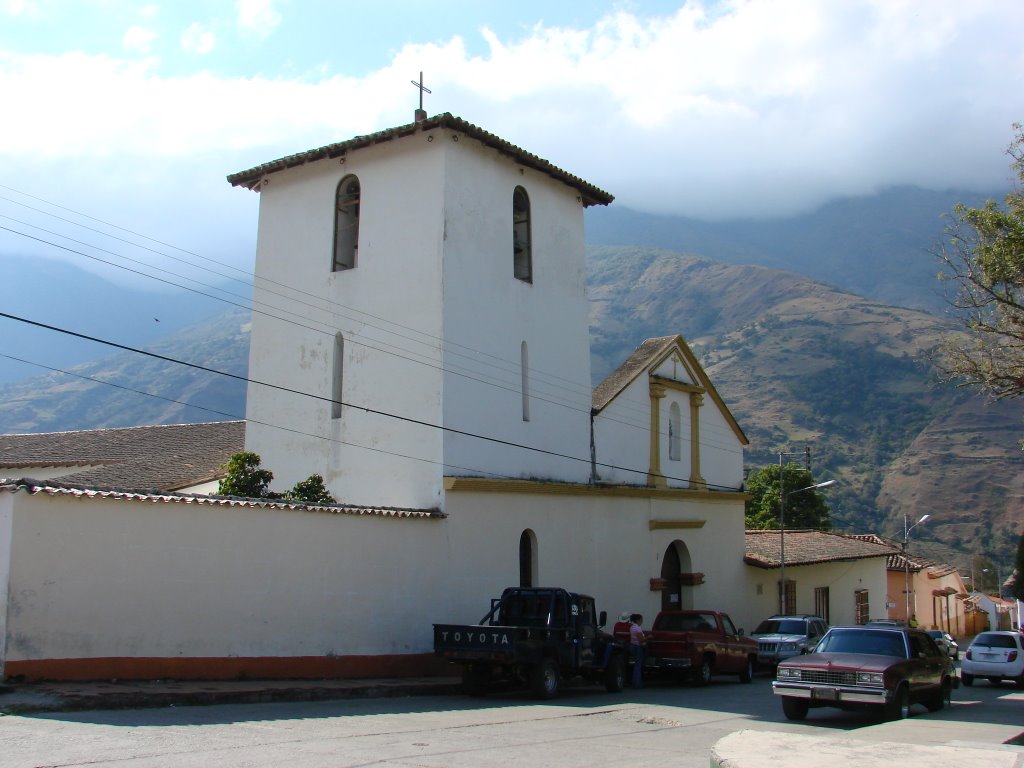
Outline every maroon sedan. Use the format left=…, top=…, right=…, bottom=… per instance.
left=772, top=625, right=956, bottom=721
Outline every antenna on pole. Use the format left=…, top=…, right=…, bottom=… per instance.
left=411, top=71, right=431, bottom=122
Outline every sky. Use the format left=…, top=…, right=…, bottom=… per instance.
left=0, top=0, right=1022, bottom=279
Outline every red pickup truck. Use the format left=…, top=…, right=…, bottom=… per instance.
left=643, top=610, right=758, bottom=685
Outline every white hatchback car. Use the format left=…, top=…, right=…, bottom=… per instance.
left=961, top=631, right=1024, bottom=687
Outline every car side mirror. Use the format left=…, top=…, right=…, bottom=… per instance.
left=598, top=610, right=607, bottom=628
left=738, top=629, right=745, bottom=636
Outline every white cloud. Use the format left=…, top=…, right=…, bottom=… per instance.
left=237, top=0, right=281, bottom=40
left=181, top=22, right=215, bottom=55
left=123, top=25, right=158, bottom=54
left=1, top=0, right=1021, bottom=221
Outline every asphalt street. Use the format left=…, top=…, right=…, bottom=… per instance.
left=1, top=674, right=1021, bottom=767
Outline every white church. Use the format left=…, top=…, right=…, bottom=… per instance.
left=0, top=112, right=760, bottom=681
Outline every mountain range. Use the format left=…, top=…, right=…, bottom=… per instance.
left=0, top=185, right=1020, bottom=577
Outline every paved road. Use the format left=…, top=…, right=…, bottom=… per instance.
left=1, top=675, right=1020, bottom=767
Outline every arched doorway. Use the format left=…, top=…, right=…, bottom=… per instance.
left=660, top=540, right=694, bottom=611
left=519, top=529, right=537, bottom=587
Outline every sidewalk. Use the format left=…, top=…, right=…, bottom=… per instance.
left=0, top=677, right=462, bottom=715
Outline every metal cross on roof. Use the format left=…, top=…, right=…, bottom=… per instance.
left=411, top=71, right=431, bottom=121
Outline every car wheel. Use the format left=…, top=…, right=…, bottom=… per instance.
left=961, top=672, right=974, bottom=687
left=740, top=656, right=754, bottom=684
left=988, top=677, right=1003, bottom=686
left=694, top=656, right=713, bottom=686
left=925, top=678, right=952, bottom=712
left=781, top=696, right=809, bottom=721
left=604, top=653, right=626, bottom=693
left=883, top=684, right=910, bottom=721
left=1016, top=674, right=1024, bottom=690
left=530, top=659, right=559, bottom=699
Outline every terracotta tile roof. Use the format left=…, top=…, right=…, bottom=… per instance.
left=0, top=422, right=245, bottom=492
left=0, top=479, right=443, bottom=519
left=744, top=529, right=898, bottom=569
left=227, top=113, right=614, bottom=208
left=848, top=533, right=956, bottom=576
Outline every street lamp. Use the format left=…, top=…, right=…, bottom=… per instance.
left=778, top=459, right=835, bottom=614
left=903, top=513, right=931, bottom=621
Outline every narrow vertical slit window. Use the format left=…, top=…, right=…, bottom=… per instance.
left=333, top=175, right=360, bottom=271
left=331, top=333, right=344, bottom=419
left=668, top=401, right=681, bottom=461
left=512, top=186, right=532, bottom=282
left=521, top=340, right=530, bottom=422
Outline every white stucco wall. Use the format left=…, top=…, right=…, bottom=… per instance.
left=741, top=557, right=890, bottom=628
left=2, top=485, right=749, bottom=671
left=0, top=492, right=12, bottom=676
left=3, top=492, right=449, bottom=664
left=592, top=370, right=745, bottom=492
left=439, top=137, right=593, bottom=483
left=244, top=135, right=446, bottom=510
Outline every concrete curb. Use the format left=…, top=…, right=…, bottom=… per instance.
left=0, top=678, right=463, bottom=715
left=711, top=730, right=1024, bottom=768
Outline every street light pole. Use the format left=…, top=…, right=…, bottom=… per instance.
left=777, top=448, right=834, bottom=614
left=903, top=513, right=930, bottom=621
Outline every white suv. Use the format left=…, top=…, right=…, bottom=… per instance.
left=753, top=615, right=828, bottom=665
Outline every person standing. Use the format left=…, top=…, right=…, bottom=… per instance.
left=629, top=613, right=646, bottom=688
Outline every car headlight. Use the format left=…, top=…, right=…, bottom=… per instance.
left=857, top=672, right=884, bottom=685
left=778, top=642, right=798, bottom=652
left=777, top=667, right=801, bottom=680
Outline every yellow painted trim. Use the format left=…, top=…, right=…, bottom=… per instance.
left=650, top=375, right=705, bottom=395
left=648, top=382, right=667, bottom=487
left=444, top=476, right=748, bottom=501
left=649, top=520, right=706, bottom=530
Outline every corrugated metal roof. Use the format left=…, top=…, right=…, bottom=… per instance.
left=744, top=529, right=898, bottom=569
left=0, top=478, right=444, bottom=519
left=0, top=421, right=245, bottom=492
left=227, top=113, right=614, bottom=207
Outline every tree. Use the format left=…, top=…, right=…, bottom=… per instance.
left=936, top=123, right=1024, bottom=399
left=744, top=463, right=832, bottom=531
left=218, top=451, right=276, bottom=498
left=285, top=474, right=336, bottom=504
left=1012, top=533, right=1024, bottom=602
left=217, top=452, right=337, bottom=504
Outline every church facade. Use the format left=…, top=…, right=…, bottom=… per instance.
left=0, top=114, right=753, bottom=682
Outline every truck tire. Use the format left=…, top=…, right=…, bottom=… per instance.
left=925, top=678, right=951, bottom=712
left=961, top=672, right=973, bottom=686
left=530, top=658, right=560, bottom=699
left=461, top=663, right=489, bottom=696
left=781, top=696, right=808, bottom=721
left=694, top=655, right=713, bottom=686
left=739, top=656, right=754, bottom=684
left=604, top=653, right=626, bottom=693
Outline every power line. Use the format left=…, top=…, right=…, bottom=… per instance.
left=0, top=311, right=745, bottom=491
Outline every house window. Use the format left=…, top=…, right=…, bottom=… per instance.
left=778, top=579, right=796, bottom=615
left=512, top=186, right=532, bottom=282
left=331, top=332, right=344, bottom=419
left=668, top=401, right=681, bottom=461
left=814, top=586, right=830, bottom=624
left=854, top=589, right=869, bottom=625
left=333, top=175, right=360, bottom=271
left=521, top=341, right=530, bottom=422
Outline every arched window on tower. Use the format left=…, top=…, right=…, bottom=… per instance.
left=333, top=175, right=360, bottom=271
left=331, top=333, right=344, bottom=419
left=512, top=186, right=532, bottom=282
left=521, top=340, right=530, bottom=422
left=669, top=401, right=681, bottom=461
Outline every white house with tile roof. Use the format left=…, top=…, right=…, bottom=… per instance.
left=744, top=529, right=896, bottom=626
left=0, top=113, right=757, bottom=682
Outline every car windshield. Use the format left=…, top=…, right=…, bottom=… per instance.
left=926, top=630, right=942, bottom=639
left=972, top=633, right=1018, bottom=649
left=816, top=628, right=906, bottom=657
left=754, top=619, right=806, bottom=635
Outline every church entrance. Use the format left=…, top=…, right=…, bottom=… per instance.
left=660, top=540, right=694, bottom=611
